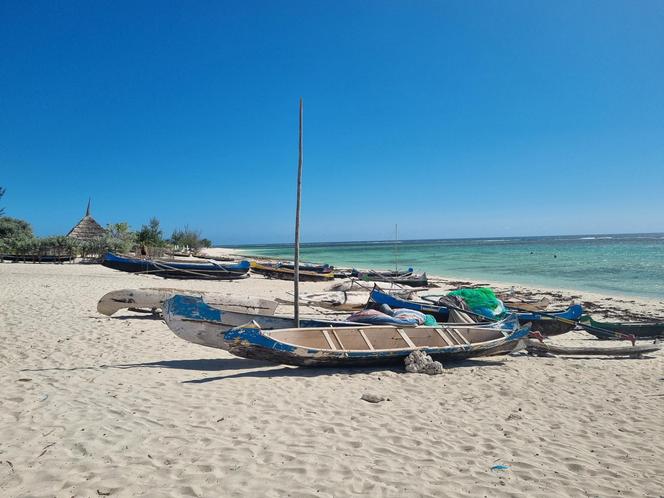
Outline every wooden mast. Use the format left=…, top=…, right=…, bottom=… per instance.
left=294, top=98, right=303, bottom=326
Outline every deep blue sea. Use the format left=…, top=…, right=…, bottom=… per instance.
left=234, top=234, right=664, bottom=299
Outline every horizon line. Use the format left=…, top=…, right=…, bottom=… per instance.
left=223, top=230, right=664, bottom=248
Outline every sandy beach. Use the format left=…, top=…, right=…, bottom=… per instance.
left=1, top=262, right=663, bottom=497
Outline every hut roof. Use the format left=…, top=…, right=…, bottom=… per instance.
left=67, top=199, right=106, bottom=241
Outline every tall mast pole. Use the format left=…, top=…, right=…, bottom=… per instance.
left=294, top=98, right=303, bottom=326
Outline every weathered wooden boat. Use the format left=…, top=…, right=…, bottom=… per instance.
left=368, top=289, right=583, bottom=336
left=277, top=291, right=372, bottom=311
left=97, top=288, right=278, bottom=316
left=277, top=261, right=334, bottom=273
left=351, top=268, right=414, bottom=278
left=1, top=254, right=75, bottom=263
left=101, top=252, right=251, bottom=280
left=162, top=294, right=362, bottom=349
left=325, top=279, right=427, bottom=294
left=525, top=339, right=661, bottom=357
left=353, top=270, right=428, bottom=287
left=496, top=295, right=551, bottom=312
left=579, top=315, right=664, bottom=340
left=222, top=319, right=531, bottom=367
left=250, top=261, right=334, bottom=282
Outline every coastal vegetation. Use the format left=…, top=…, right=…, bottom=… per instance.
left=0, top=187, right=212, bottom=260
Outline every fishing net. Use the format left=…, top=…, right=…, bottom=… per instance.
left=447, top=287, right=506, bottom=319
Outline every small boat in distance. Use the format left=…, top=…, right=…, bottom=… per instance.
left=101, top=252, right=251, bottom=280
left=223, top=319, right=530, bottom=367
left=580, top=315, right=664, bottom=340
left=250, top=261, right=334, bottom=282
left=353, top=268, right=428, bottom=287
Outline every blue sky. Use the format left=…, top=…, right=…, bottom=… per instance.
left=1, top=1, right=663, bottom=244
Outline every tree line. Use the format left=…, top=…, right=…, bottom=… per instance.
left=0, top=188, right=212, bottom=260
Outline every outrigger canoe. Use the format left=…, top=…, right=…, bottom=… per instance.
left=223, top=319, right=531, bottom=367
left=101, top=252, right=251, bottom=280
left=97, top=288, right=278, bottom=316
left=580, top=315, right=664, bottom=340
left=250, top=261, right=334, bottom=282
left=368, top=289, right=583, bottom=336
left=353, top=269, right=428, bottom=287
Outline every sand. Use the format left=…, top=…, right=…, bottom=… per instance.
left=1, top=262, right=663, bottom=497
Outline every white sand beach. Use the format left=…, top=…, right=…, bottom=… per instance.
left=1, top=263, right=663, bottom=497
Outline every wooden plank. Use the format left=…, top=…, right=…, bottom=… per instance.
left=438, top=327, right=459, bottom=345
left=358, top=329, right=374, bottom=350
left=331, top=329, right=345, bottom=349
left=321, top=330, right=337, bottom=350
left=434, top=328, right=452, bottom=346
left=449, top=328, right=470, bottom=345
left=396, top=328, right=417, bottom=349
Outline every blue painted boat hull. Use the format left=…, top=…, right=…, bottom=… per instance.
left=101, top=252, right=251, bottom=280
left=162, top=294, right=363, bottom=350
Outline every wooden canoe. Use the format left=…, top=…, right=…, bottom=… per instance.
left=277, top=291, right=371, bottom=311
left=250, top=261, right=334, bottom=281
left=223, top=320, right=531, bottom=367
left=97, top=288, right=278, bottom=316
left=579, top=315, right=664, bottom=340
left=525, top=339, right=661, bottom=357
left=101, top=252, right=251, bottom=280
left=499, top=296, right=551, bottom=312
left=354, top=271, right=428, bottom=287
left=162, top=294, right=362, bottom=350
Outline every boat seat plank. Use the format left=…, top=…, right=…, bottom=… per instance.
left=396, top=328, right=417, bottom=349
left=358, top=329, right=374, bottom=350
left=434, top=328, right=452, bottom=346
left=439, top=328, right=460, bottom=345
left=331, top=329, right=345, bottom=349
left=449, top=328, right=470, bottom=345
left=322, top=330, right=337, bottom=350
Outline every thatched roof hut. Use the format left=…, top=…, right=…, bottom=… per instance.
left=67, top=199, right=106, bottom=241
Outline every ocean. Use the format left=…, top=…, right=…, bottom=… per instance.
left=235, top=234, right=664, bottom=299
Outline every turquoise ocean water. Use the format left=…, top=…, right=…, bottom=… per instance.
left=235, top=234, right=664, bottom=299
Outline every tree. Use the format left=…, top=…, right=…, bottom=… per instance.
left=106, top=222, right=136, bottom=253
left=0, top=186, right=5, bottom=216
left=136, top=217, right=164, bottom=247
left=0, top=216, right=33, bottom=241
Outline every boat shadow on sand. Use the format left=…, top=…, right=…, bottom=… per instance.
left=112, top=357, right=508, bottom=383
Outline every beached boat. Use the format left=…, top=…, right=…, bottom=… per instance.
left=277, top=261, right=334, bottom=273
left=579, top=315, right=664, bottom=340
left=278, top=291, right=372, bottom=311
left=162, top=294, right=361, bottom=349
left=496, top=295, right=551, bottom=312
left=222, top=319, right=531, bottom=367
left=101, top=252, right=251, bottom=280
left=1, top=254, right=75, bottom=263
left=97, top=288, right=278, bottom=316
left=325, top=279, right=428, bottom=294
left=368, top=289, right=583, bottom=336
left=250, top=261, right=334, bottom=282
left=353, top=269, right=428, bottom=287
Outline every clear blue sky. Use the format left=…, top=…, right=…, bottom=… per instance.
left=1, top=1, right=663, bottom=244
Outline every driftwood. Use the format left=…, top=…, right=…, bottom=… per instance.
left=525, top=339, right=661, bottom=358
